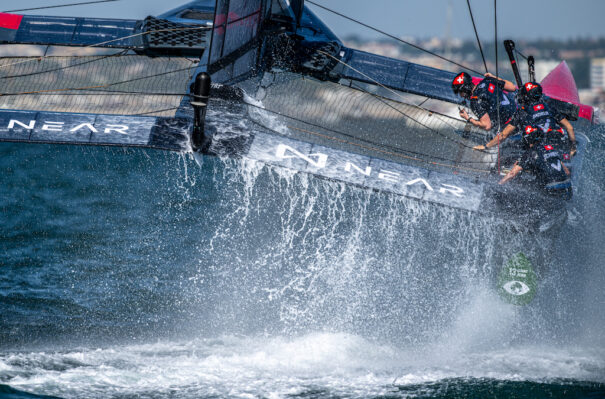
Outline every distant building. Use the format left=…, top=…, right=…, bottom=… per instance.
left=591, top=58, right=605, bottom=90
left=535, top=60, right=561, bottom=82
left=518, top=60, right=560, bottom=83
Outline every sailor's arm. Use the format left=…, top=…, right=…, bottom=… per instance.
left=461, top=108, right=492, bottom=130
left=559, top=118, right=577, bottom=156
left=484, top=72, right=517, bottom=91
left=473, top=123, right=516, bottom=150
left=499, top=163, right=523, bottom=184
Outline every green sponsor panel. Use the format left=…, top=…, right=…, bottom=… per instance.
left=498, top=253, right=537, bottom=306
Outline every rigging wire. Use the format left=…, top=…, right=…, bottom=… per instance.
left=318, top=49, right=475, bottom=136
left=0, top=49, right=491, bottom=167
left=348, top=81, right=481, bottom=152
left=0, top=1, right=497, bottom=171
left=466, top=0, right=488, bottom=73
left=245, top=100, right=493, bottom=172
left=0, top=50, right=130, bottom=80
left=0, top=64, right=197, bottom=96
left=0, top=91, right=187, bottom=96
left=3, top=0, right=120, bottom=13
left=259, top=56, right=497, bottom=169
left=514, top=48, right=528, bottom=60
left=306, top=0, right=483, bottom=75
left=0, top=25, right=209, bottom=70
left=132, top=106, right=180, bottom=116
left=494, top=0, right=501, bottom=173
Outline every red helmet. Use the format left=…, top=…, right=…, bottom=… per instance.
left=452, top=72, right=474, bottom=97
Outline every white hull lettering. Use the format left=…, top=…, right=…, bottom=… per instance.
left=439, top=184, right=464, bottom=197
left=8, top=120, right=35, bottom=130
left=269, top=144, right=469, bottom=198
left=42, top=122, right=64, bottom=132
left=344, top=162, right=371, bottom=176
left=406, top=178, right=434, bottom=191
left=275, top=144, right=328, bottom=169
left=378, top=169, right=399, bottom=183
left=6, top=120, right=131, bottom=135
left=70, top=123, right=98, bottom=133
left=104, top=125, right=129, bottom=135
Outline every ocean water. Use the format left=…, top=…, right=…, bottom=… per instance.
left=1, top=117, right=605, bottom=398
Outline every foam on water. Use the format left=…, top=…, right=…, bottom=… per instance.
left=1, top=101, right=605, bottom=398
left=1, top=333, right=604, bottom=398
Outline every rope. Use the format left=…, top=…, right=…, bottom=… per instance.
left=3, top=0, right=120, bottom=13
left=466, top=0, right=488, bottom=74
left=306, top=0, right=483, bottom=75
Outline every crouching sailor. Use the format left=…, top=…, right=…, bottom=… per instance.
left=452, top=71, right=517, bottom=131
left=499, top=124, right=572, bottom=200
left=473, top=82, right=577, bottom=166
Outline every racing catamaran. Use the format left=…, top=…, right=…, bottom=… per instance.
left=0, top=0, right=595, bottom=232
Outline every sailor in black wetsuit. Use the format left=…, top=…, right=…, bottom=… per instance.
left=499, top=124, right=572, bottom=200
left=452, top=71, right=517, bottom=131
left=472, top=82, right=577, bottom=163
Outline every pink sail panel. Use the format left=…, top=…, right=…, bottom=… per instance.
left=540, top=61, right=580, bottom=103
left=541, top=61, right=594, bottom=123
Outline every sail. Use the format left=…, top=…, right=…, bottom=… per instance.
left=204, top=0, right=269, bottom=83
left=541, top=61, right=595, bottom=123
left=541, top=61, right=580, bottom=104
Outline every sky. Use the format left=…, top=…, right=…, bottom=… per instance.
left=4, top=0, right=605, bottom=41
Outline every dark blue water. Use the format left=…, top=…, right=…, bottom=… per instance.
left=1, top=120, right=604, bottom=398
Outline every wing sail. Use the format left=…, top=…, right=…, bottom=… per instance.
left=203, top=0, right=268, bottom=84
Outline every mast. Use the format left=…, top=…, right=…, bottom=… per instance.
left=504, top=40, right=523, bottom=87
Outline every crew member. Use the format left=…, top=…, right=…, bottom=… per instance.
left=472, top=82, right=577, bottom=162
left=452, top=71, right=517, bottom=131
left=499, top=124, right=572, bottom=200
